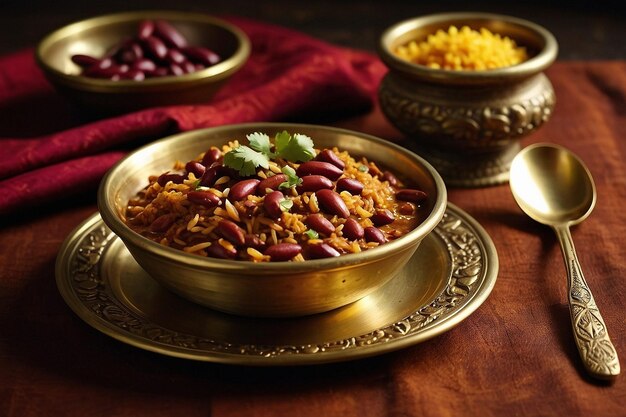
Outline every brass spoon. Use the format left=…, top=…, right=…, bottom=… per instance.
left=509, top=143, right=620, bottom=380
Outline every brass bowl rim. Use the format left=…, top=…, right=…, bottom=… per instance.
left=35, top=10, right=251, bottom=91
left=379, top=12, right=558, bottom=83
left=97, top=122, right=448, bottom=274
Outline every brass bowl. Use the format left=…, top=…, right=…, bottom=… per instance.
left=36, top=11, right=250, bottom=113
left=97, top=123, right=447, bottom=317
left=378, top=12, right=558, bottom=187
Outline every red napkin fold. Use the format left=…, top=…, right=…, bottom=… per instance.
left=0, top=17, right=385, bottom=215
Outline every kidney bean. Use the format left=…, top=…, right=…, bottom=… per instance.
left=169, top=63, right=184, bottom=76
left=364, top=227, right=386, bottom=244
left=183, top=61, right=197, bottom=73
left=132, top=58, right=157, bottom=72
left=149, top=213, right=176, bottom=233
left=263, top=191, right=284, bottom=218
left=315, top=149, right=345, bottom=169
left=342, top=218, right=364, bottom=240
left=398, top=202, right=415, bottom=215
left=119, top=69, right=145, bottom=81
left=336, top=178, right=364, bottom=195
left=138, top=20, right=155, bottom=39
left=119, top=42, right=143, bottom=63
left=396, top=189, right=428, bottom=203
left=305, top=214, right=335, bottom=236
left=195, top=64, right=205, bottom=72
left=315, top=189, right=350, bottom=218
left=258, top=174, right=287, bottom=194
left=217, top=220, right=245, bottom=246
left=143, top=36, right=168, bottom=60
left=381, top=171, right=399, bottom=186
left=165, top=48, right=186, bottom=64
left=149, top=67, right=169, bottom=77
left=245, top=234, right=266, bottom=250
left=187, top=190, right=221, bottom=207
left=264, top=243, right=302, bottom=262
left=230, top=179, right=260, bottom=201
left=296, top=161, right=343, bottom=181
left=206, top=242, right=237, bottom=259
left=182, top=46, right=220, bottom=66
left=185, top=161, right=206, bottom=178
left=296, top=175, right=333, bottom=193
left=155, top=20, right=188, bottom=49
left=71, top=54, right=99, bottom=68
left=306, top=243, right=340, bottom=259
left=201, top=148, right=222, bottom=166
left=84, top=64, right=125, bottom=78
left=371, top=209, right=395, bottom=226
left=157, top=172, right=184, bottom=186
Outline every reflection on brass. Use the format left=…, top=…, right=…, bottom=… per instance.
left=36, top=11, right=250, bottom=113
left=378, top=13, right=558, bottom=187
left=510, top=143, right=620, bottom=379
left=55, top=204, right=498, bottom=365
left=97, top=123, right=447, bottom=317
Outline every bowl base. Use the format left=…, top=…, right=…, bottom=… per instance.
left=412, top=142, right=521, bottom=187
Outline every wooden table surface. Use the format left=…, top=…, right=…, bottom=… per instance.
left=0, top=3, right=625, bottom=416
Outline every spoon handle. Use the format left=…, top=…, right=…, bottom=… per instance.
left=555, top=225, right=620, bottom=379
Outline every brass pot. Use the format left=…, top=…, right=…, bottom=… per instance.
left=98, top=123, right=447, bottom=317
left=378, top=12, right=558, bottom=187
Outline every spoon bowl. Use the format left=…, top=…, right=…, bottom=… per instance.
left=510, top=143, right=620, bottom=380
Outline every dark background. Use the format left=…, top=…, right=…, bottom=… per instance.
left=1, top=0, right=625, bottom=59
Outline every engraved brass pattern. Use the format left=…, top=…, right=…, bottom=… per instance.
left=57, top=205, right=497, bottom=364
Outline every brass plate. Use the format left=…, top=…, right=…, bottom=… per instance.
left=55, top=203, right=498, bottom=365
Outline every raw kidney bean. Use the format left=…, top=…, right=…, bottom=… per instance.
left=149, top=213, right=176, bottom=232
left=71, top=54, right=99, bottom=68
left=257, top=174, right=287, bottom=194
left=315, top=149, right=345, bottom=169
left=396, top=189, right=428, bottom=203
left=157, top=172, right=184, bottom=186
left=169, top=63, right=185, bottom=76
left=297, top=175, right=333, bottom=193
left=315, top=189, right=350, bottom=218
left=296, top=161, right=343, bottom=181
left=245, top=234, right=266, bottom=250
left=264, top=243, right=302, bottom=261
left=119, top=70, right=145, bottom=81
left=336, top=178, right=364, bottom=195
left=381, top=171, right=399, bottom=186
left=132, top=58, right=157, bottom=72
left=138, top=20, right=155, bottom=39
left=398, top=202, right=415, bottom=215
left=218, top=220, right=245, bottom=246
left=185, top=161, right=206, bottom=178
left=342, top=218, right=364, bottom=240
left=150, top=67, right=169, bottom=77
left=187, top=190, right=221, bottom=207
left=155, top=20, right=188, bottom=49
left=182, top=61, right=197, bottom=73
left=143, top=36, right=168, bottom=60
left=263, top=191, right=284, bottom=218
left=306, top=243, right=340, bottom=259
left=206, top=242, right=237, bottom=259
left=305, top=214, right=335, bottom=236
left=371, top=209, right=395, bottom=226
left=84, top=64, right=126, bottom=79
left=229, top=179, right=260, bottom=201
left=201, top=148, right=222, bottom=166
left=166, top=48, right=186, bottom=64
left=119, top=42, right=143, bottom=63
left=364, top=227, right=386, bottom=244
left=182, top=46, right=220, bottom=66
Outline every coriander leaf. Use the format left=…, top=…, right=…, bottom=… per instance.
left=304, top=229, right=319, bottom=239
left=276, top=133, right=315, bottom=162
left=247, top=132, right=272, bottom=157
left=274, top=131, right=292, bottom=154
left=279, top=165, right=302, bottom=189
left=223, top=145, right=269, bottom=177
left=279, top=198, right=293, bottom=212
left=358, top=164, right=369, bottom=173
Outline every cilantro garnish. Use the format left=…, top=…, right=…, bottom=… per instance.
left=223, top=131, right=316, bottom=176
left=304, top=229, right=319, bottom=239
left=223, top=145, right=269, bottom=177
left=358, top=164, right=369, bottom=173
left=279, top=198, right=293, bottom=212
left=279, top=165, right=302, bottom=189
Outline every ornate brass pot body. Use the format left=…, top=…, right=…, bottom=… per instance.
left=378, top=13, right=558, bottom=187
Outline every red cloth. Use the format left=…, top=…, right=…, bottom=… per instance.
left=0, top=17, right=385, bottom=215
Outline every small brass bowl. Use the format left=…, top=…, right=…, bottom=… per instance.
left=36, top=11, right=250, bottom=113
left=378, top=12, right=558, bottom=187
left=97, top=123, right=447, bottom=317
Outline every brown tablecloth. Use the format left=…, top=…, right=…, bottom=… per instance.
left=1, top=61, right=624, bottom=416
